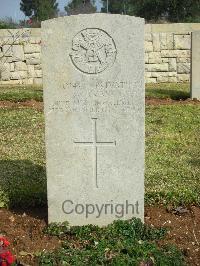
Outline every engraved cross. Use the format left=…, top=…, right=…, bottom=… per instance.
left=74, top=118, right=116, bottom=188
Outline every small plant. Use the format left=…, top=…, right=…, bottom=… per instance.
left=0, top=237, right=16, bottom=266
left=38, top=218, right=186, bottom=265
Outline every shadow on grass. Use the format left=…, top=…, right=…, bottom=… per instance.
left=0, top=160, right=47, bottom=217
left=146, top=88, right=190, bottom=100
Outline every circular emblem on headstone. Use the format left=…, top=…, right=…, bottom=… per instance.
left=70, top=28, right=117, bottom=74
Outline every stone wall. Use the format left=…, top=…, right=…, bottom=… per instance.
left=0, top=28, right=42, bottom=85
left=0, top=23, right=200, bottom=85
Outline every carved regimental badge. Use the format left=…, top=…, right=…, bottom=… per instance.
left=70, top=28, right=117, bottom=74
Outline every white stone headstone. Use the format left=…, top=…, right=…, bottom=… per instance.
left=191, top=31, right=200, bottom=100
left=42, top=14, right=145, bottom=226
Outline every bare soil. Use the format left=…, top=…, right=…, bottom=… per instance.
left=0, top=100, right=44, bottom=111
left=0, top=206, right=200, bottom=265
left=0, top=97, right=199, bottom=111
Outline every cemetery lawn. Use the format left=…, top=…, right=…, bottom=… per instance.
left=0, top=83, right=200, bottom=265
left=0, top=101, right=199, bottom=208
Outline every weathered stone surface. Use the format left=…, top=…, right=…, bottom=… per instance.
left=15, top=61, right=27, bottom=71
left=191, top=31, right=200, bottom=99
left=2, top=45, right=12, bottom=56
left=168, top=76, right=177, bottom=82
left=26, top=78, right=34, bottom=84
left=157, top=76, right=168, bottom=82
left=10, top=71, right=27, bottom=80
left=0, top=80, right=23, bottom=85
left=152, top=33, right=160, bottom=52
left=177, top=74, right=190, bottom=82
left=177, top=57, right=190, bottom=63
left=25, top=53, right=40, bottom=65
left=34, top=64, right=42, bottom=70
left=145, top=33, right=152, bottom=42
left=148, top=52, right=162, bottom=63
left=10, top=63, right=15, bottom=72
left=27, top=65, right=35, bottom=78
left=24, top=44, right=41, bottom=53
left=168, top=58, right=177, bottom=72
left=12, top=45, right=24, bottom=62
left=151, top=71, right=176, bottom=78
left=42, top=14, right=145, bottom=226
left=145, top=41, right=153, bottom=52
left=34, top=69, right=42, bottom=78
left=174, top=34, right=191, bottom=50
left=34, top=78, right=42, bottom=84
left=146, top=77, right=157, bottom=83
left=0, top=63, right=10, bottom=80
left=145, top=63, right=168, bottom=72
left=161, top=50, right=190, bottom=58
left=160, top=33, right=167, bottom=50
left=177, top=63, right=190, bottom=74
left=166, top=33, right=174, bottom=50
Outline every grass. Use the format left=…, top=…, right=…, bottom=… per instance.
left=0, top=83, right=199, bottom=208
left=0, top=85, right=43, bottom=102
left=146, top=83, right=190, bottom=100
left=0, top=83, right=190, bottom=102
left=0, top=104, right=199, bottom=208
left=37, top=218, right=185, bottom=265
left=146, top=104, right=200, bottom=206
left=0, top=108, right=46, bottom=207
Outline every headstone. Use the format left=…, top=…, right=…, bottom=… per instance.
left=42, top=14, right=145, bottom=226
left=191, top=31, right=200, bottom=100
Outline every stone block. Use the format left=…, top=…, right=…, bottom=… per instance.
left=26, top=78, right=34, bottom=84
left=168, top=77, right=177, bottom=82
left=166, top=33, right=174, bottom=50
left=12, top=45, right=24, bottom=62
left=34, top=70, right=42, bottom=78
left=177, top=74, right=190, bottom=82
left=145, top=77, right=157, bottom=83
left=157, top=76, right=169, bottom=83
left=10, top=71, right=27, bottom=80
left=34, top=64, right=42, bottom=70
left=145, top=63, right=168, bottom=72
left=177, top=63, right=190, bottom=74
left=168, top=58, right=177, bottom=72
left=2, top=45, right=12, bottom=56
left=152, top=33, right=160, bottom=51
left=10, top=63, right=15, bottom=72
left=0, top=80, right=22, bottom=85
left=24, top=44, right=41, bottom=53
left=0, top=63, right=10, bottom=81
left=148, top=52, right=162, bottom=63
left=177, top=57, right=190, bottom=63
left=174, top=34, right=191, bottom=50
left=145, top=41, right=153, bottom=52
left=145, top=33, right=152, bottom=42
left=34, top=78, right=42, bottom=85
left=161, top=50, right=190, bottom=58
left=25, top=53, right=41, bottom=65
left=160, top=33, right=167, bottom=50
left=15, top=61, right=27, bottom=71
left=27, top=65, right=35, bottom=78
left=29, top=37, right=41, bottom=44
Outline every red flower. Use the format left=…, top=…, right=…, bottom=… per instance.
left=0, top=251, right=15, bottom=265
left=0, top=238, right=10, bottom=248
left=0, top=238, right=15, bottom=265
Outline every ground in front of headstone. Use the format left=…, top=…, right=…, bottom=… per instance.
left=0, top=206, right=199, bottom=265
